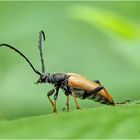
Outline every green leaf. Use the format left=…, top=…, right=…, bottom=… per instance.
left=0, top=105, right=140, bottom=139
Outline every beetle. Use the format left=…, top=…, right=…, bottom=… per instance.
left=0, top=31, right=129, bottom=112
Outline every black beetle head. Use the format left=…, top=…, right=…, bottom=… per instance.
left=35, top=73, right=49, bottom=84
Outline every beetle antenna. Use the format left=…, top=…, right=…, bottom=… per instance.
left=38, top=30, right=46, bottom=74
left=0, top=43, right=41, bottom=76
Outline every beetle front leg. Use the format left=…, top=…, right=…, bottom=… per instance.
left=72, top=92, right=81, bottom=110
left=53, top=87, right=59, bottom=113
left=47, top=88, right=59, bottom=113
left=47, top=89, right=55, bottom=109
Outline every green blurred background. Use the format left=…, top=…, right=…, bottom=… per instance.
left=0, top=1, right=140, bottom=120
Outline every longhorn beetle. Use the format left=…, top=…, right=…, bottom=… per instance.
left=0, top=31, right=129, bottom=112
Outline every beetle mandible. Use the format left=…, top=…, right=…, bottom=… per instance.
left=0, top=31, right=129, bottom=112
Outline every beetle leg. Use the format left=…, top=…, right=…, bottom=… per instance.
left=47, top=87, right=59, bottom=113
left=53, top=100, right=57, bottom=113
left=93, top=80, right=101, bottom=85
left=83, top=86, right=104, bottom=99
left=115, top=100, right=130, bottom=105
left=93, top=80, right=109, bottom=95
left=93, top=80, right=113, bottom=102
left=63, top=92, right=70, bottom=112
left=47, top=89, right=55, bottom=108
left=66, top=95, right=70, bottom=111
left=53, top=87, right=59, bottom=113
left=72, top=92, right=81, bottom=110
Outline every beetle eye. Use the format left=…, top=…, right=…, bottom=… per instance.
left=41, top=75, right=47, bottom=82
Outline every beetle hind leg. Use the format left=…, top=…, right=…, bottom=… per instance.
left=93, top=80, right=114, bottom=104
left=94, top=80, right=101, bottom=85
left=83, top=85, right=104, bottom=99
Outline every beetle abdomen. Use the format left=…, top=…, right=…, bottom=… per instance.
left=73, top=88, right=114, bottom=105
left=86, top=92, right=114, bottom=105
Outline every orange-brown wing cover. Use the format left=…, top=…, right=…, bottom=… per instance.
left=67, top=73, right=113, bottom=102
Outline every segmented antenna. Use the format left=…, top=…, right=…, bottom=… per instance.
left=38, top=30, right=46, bottom=74
left=0, top=43, right=41, bottom=76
